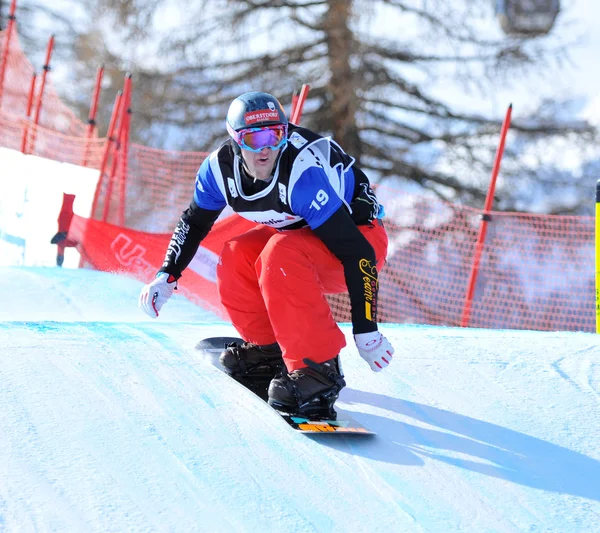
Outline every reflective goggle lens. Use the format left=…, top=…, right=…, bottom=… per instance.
left=237, top=125, right=287, bottom=152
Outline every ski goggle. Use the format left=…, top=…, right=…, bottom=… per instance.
left=228, top=123, right=288, bottom=152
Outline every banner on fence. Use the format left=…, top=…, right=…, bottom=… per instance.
left=66, top=212, right=256, bottom=318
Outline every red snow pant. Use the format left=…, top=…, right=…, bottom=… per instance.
left=216, top=220, right=388, bottom=371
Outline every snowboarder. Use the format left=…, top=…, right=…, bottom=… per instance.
left=139, top=91, right=394, bottom=416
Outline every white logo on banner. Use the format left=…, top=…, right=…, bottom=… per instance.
left=188, top=246, right=219, bottom=283
left=110, top=234, right=155, bottom=279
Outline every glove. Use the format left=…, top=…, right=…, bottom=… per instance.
left=139, top=273, right=177, bottom=318
left=354, top=331, right=394, bottom=372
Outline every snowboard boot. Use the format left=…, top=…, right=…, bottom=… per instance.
left=220, top=341, right=285, bottom=402
left=220, top=341, right=285, bottom=381
left=267, top=356, right=346, bottom=420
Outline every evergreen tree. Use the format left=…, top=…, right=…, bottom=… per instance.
left=8, top=0, right=599, bottom=213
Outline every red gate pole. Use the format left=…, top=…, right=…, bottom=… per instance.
left=51, top=193, right=76, bottom=267
left=461, top=104, right=512, bottom=327
left=82, top=65, right=104, bottom=167
left=26, top=33, right=54, bottom=154
left=0, top=0, right=17, bottom=110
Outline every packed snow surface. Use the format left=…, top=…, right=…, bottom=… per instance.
left=1, top=267, right=599, bottom=532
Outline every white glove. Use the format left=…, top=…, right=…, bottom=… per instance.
left=354, top=331, right=394, bottom=372
left=139, top=273, right=177, bottom=318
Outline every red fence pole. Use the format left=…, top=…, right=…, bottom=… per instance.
left=103, top=140, right=121, bottom=222
left=19, top=71, right=36, bottom=152
left=90, top=91, right=122, bottom=219
left=26, top=33, right=54, bottom=154
left=461, top=104, right=513, bottom=327
left=117, top=74, right=132, bottom=226
left=82, top=64, right=104, bottom=167
left=290, top=88, right=299, bottom=121
left=102, top=74, right=131, bottom=223
left=290, top=84, right=310, bottom=124
left=99, top=92, right=122, bottom=178
left=0, top=0, right=17, bottom=110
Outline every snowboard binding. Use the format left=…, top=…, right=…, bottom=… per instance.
left=220, top=340, right=285, bottom=401
left=268, top=388, right=341, bottom=420
left=268, top=358, right=346, bottom=421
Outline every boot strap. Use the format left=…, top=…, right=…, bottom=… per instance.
left=302, top=358, right=346, bottom=390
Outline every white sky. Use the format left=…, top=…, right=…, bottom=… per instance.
left=569, top=0, right=600, bottom=125
left=364, top=0, right=600, bottom=124
left=0, top=266, right=599, bottom=531
left=489, top=0, right=600, bottom=125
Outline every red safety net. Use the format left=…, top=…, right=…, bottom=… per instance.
left=0, top=29, right=87, bottom=136
left=330, top=189, right=595, bottom=332
left=0, top=29, right=595, bottom=332
left=0, top=113, right=106, bottom=166
left=103, top=144, right=208, bottom=232
left=67, top=191, right=595, bottom=333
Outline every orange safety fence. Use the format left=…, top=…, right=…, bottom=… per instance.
left=0, top=28, right=596, bottom=333
left=62, top=190, right=595, bottom=333
left=0, top=30, right=87, bottom=137
left=115, top=144, right=208, bottom=232
left=330, top=189, right=595, bottom=332
left=0, top=113, right=106, bottom=165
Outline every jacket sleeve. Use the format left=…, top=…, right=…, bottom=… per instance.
left=312, top=205, right=379, bottom=334
left=158, top=201, right=223, bottom=279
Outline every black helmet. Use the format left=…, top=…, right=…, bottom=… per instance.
left=226, top=91, right=287, bottom=134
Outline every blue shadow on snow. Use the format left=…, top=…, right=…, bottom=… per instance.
left=326, top=388, right=600, bottom=502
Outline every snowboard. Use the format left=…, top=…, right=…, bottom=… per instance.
left=195, top=336, right=375, bottom=435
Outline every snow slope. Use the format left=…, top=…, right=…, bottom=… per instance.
left=1, top=267, right=599, bottom=532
